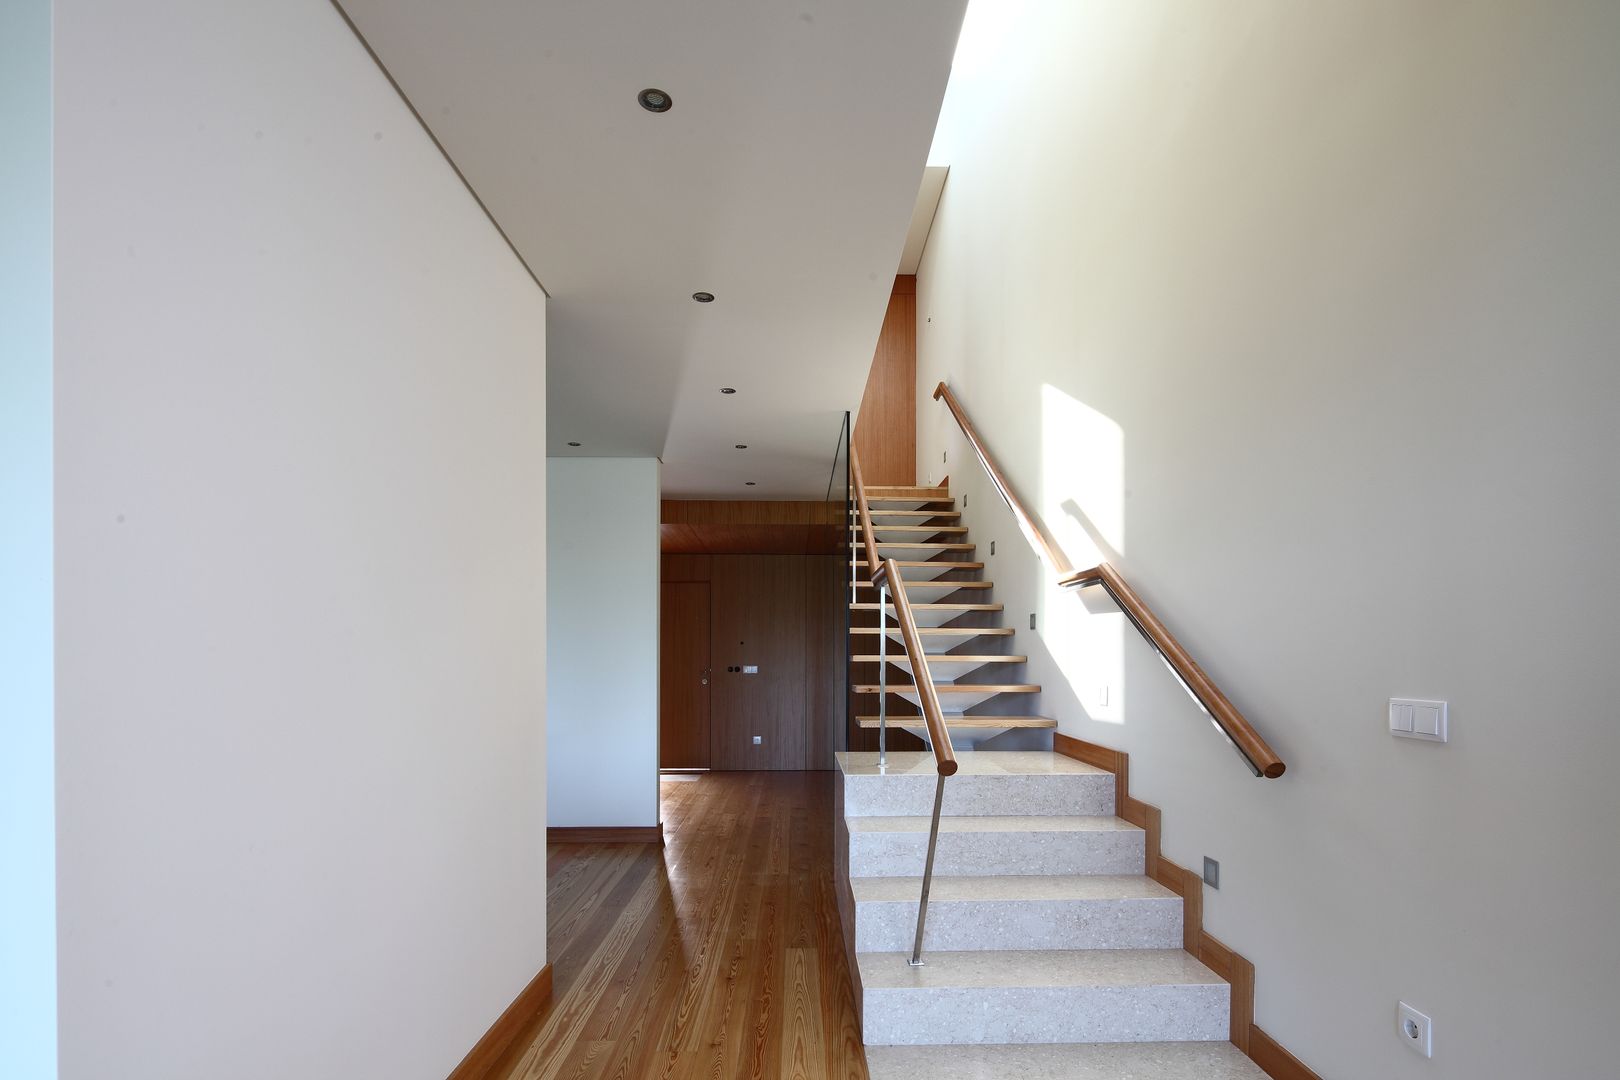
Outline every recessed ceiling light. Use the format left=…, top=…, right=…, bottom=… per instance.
left=567, top=441, right=581, bottom=447
left=692, top=292, right=715, bottom=303
left=637, top=88, right=672, bottom=113
left=720, top=387, right=736, bottom=394
left=745, top=481, right=756, bottom=486
left=735, top=444, right=748, bottom=449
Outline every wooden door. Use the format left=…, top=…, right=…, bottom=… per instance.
left=659, top=581, right=711, bottom=768
left=710, top=555, right=807, bottom=769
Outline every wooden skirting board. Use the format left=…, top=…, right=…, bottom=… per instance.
left=1053, top=733, right=1322, bottom=1080
left=546, top=825, right=664, bottom=845
left=446, top=963, right=553, bottom=1080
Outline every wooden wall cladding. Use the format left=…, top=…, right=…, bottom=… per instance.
left=852, top=276, right=917, bottom=487
left=661, top=500, right=843, bottom=555
left=659, top=553, right=844, bottom=770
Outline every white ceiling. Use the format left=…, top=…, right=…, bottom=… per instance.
left=338, top=0, right=968, bottom=498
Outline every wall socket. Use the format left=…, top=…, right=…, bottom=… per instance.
left=1202, top=857, right=1220, bottom=889
left=1397, top=1002, right=1433, bottom=1057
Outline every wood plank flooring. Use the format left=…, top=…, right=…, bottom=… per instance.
left=494, top=772, right=869, bottom=1080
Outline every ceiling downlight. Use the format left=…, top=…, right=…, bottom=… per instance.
left=637, top=88, right=672, bottom=113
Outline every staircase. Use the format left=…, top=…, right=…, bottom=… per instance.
left=851, top=483, right=1052, bottom=748
left=841, top=480, right=1267, bottom=1078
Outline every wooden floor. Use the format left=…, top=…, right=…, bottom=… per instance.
left=495, top=771, right=869, bottom=1080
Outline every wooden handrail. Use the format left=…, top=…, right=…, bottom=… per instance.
left=933, top=382, right=1285, bottom=779
left=850, top=448, right=956, bottom=778
left=1062, top=565, right=1284, bottom=778
left=850, top=452, right=887, bottom=590
left=884, top=557, right=958, bottom=777
left=932, top=382, right=1073, bottom=578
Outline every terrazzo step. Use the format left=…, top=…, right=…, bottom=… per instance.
left=858, top=949, right=1232, bottom=1046
left=848, top=602, right=1005, bottom=628
left=851, top=874, right=1182, bottom=952
left=846, top=815, right=1144, bottom=877
left=864, top=1041, right=1268, bottom=1078
left=837, top=751, right=1114, bottom=817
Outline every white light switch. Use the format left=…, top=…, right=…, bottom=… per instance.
left=1390, top=699, right=1447, bottom=743
left=742, top=665, right=759, bottom=674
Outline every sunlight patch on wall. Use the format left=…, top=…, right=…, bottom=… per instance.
left=1038, top=383, right=1126, bottom=723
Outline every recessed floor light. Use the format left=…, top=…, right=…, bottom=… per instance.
left=720, top=387, right=736, bottom=394
left=692, top=292, right=715, bottom=303
left=567, top=441, right=581, bottom=447
left=638, top=88, right=672, bottom=113
left=735, top=444, right=748, bottom=449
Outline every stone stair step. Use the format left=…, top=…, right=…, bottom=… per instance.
left=858, top=949, right=1232, bottom=1046
left=864, top=1040, right=1267, bottom=1076
left=837, top=751, right=1114, bottom=818
left=851, top=874, right=1182, bottom=952
left=847, top=815, right=1144, bottom=877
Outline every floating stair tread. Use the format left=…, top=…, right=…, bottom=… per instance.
left=866, top=486, right=951, bottom=498
left=857, top=948, right=1220, bottom=990
left=851, top=560, right=985, bottom=570
left=837, top=750, right=1109, bottom=777
left=857, top=542, right=977, bottom=551
left=851, top=873, right=1177, bottom=904
left=865, top=510, right=962, bottom=520
left=864, top=1042, right=1269, bottom=1080
left=856, top=716, right=1057, bottom=729
left=850, top=525, right=970, bottom=535
left=849, top=603, right=1004, bottom=612
left=851, top=626, right=1015, bottom=636
left=853, top=655, right=1026, bottom=665
left=855, top=684, right=1040, bottom=694
left=848, top=815, right=1139, bottom=837
left=855, top=580, right=993, bottom=591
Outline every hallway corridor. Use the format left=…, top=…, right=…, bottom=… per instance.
left=496, top=773, right=868, bottom=1079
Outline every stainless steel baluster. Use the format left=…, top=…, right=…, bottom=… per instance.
left=908, top=771, right=946, bottom=966
left=878, top=579, right=888, bottom=770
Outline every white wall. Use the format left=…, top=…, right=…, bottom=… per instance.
left=0, top=1, right=55, bottom=1076
left=917, top=2, right=1620, bottom=1077
left=53, top=2, right=548, bottom=1077
left=546, top=458, right=660, bottom=828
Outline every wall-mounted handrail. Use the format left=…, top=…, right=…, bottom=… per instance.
left=931, top=382, right=1285, bottom=779
left=932, top=382, right=1074, bottom=578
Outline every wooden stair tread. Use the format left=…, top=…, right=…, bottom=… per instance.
left=855, top=684, right=1041, bottom=693
left=852, top=655, right=1027, bottom=663
left=848, top=603, right=1004, bottom=612
left=851, top=542, right=976, bottom=551
left=851, top=626, right=1014, bottom=636
left=851, top=560, right=984, bottom=569
left=848, top=525, right=969, bottom=534
left=863, top=510, right=961, bottom=520
left=854, top=580, right=993, bottom=590
left=865, top=486, right=950, bottom=497
left=856, top=716, right=1057, bottom=729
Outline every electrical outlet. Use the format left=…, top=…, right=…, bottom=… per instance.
left=1397, top=1002, right=1433, bottom=1057
left=752, top=735, right=763, bottom=745
left=1203, top=857, right=1220, bottom=889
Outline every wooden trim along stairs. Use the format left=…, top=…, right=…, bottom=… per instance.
left=1053, top=732, right=1321, bottom=1080
left=445, top=963, right=554, bottom=1080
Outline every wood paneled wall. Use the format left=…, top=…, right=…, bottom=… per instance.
left=659, top=553, right=843, bottom=770
left=852, top=276, right=917, bottom=486
left=661, top=500, right=843, bottom=555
